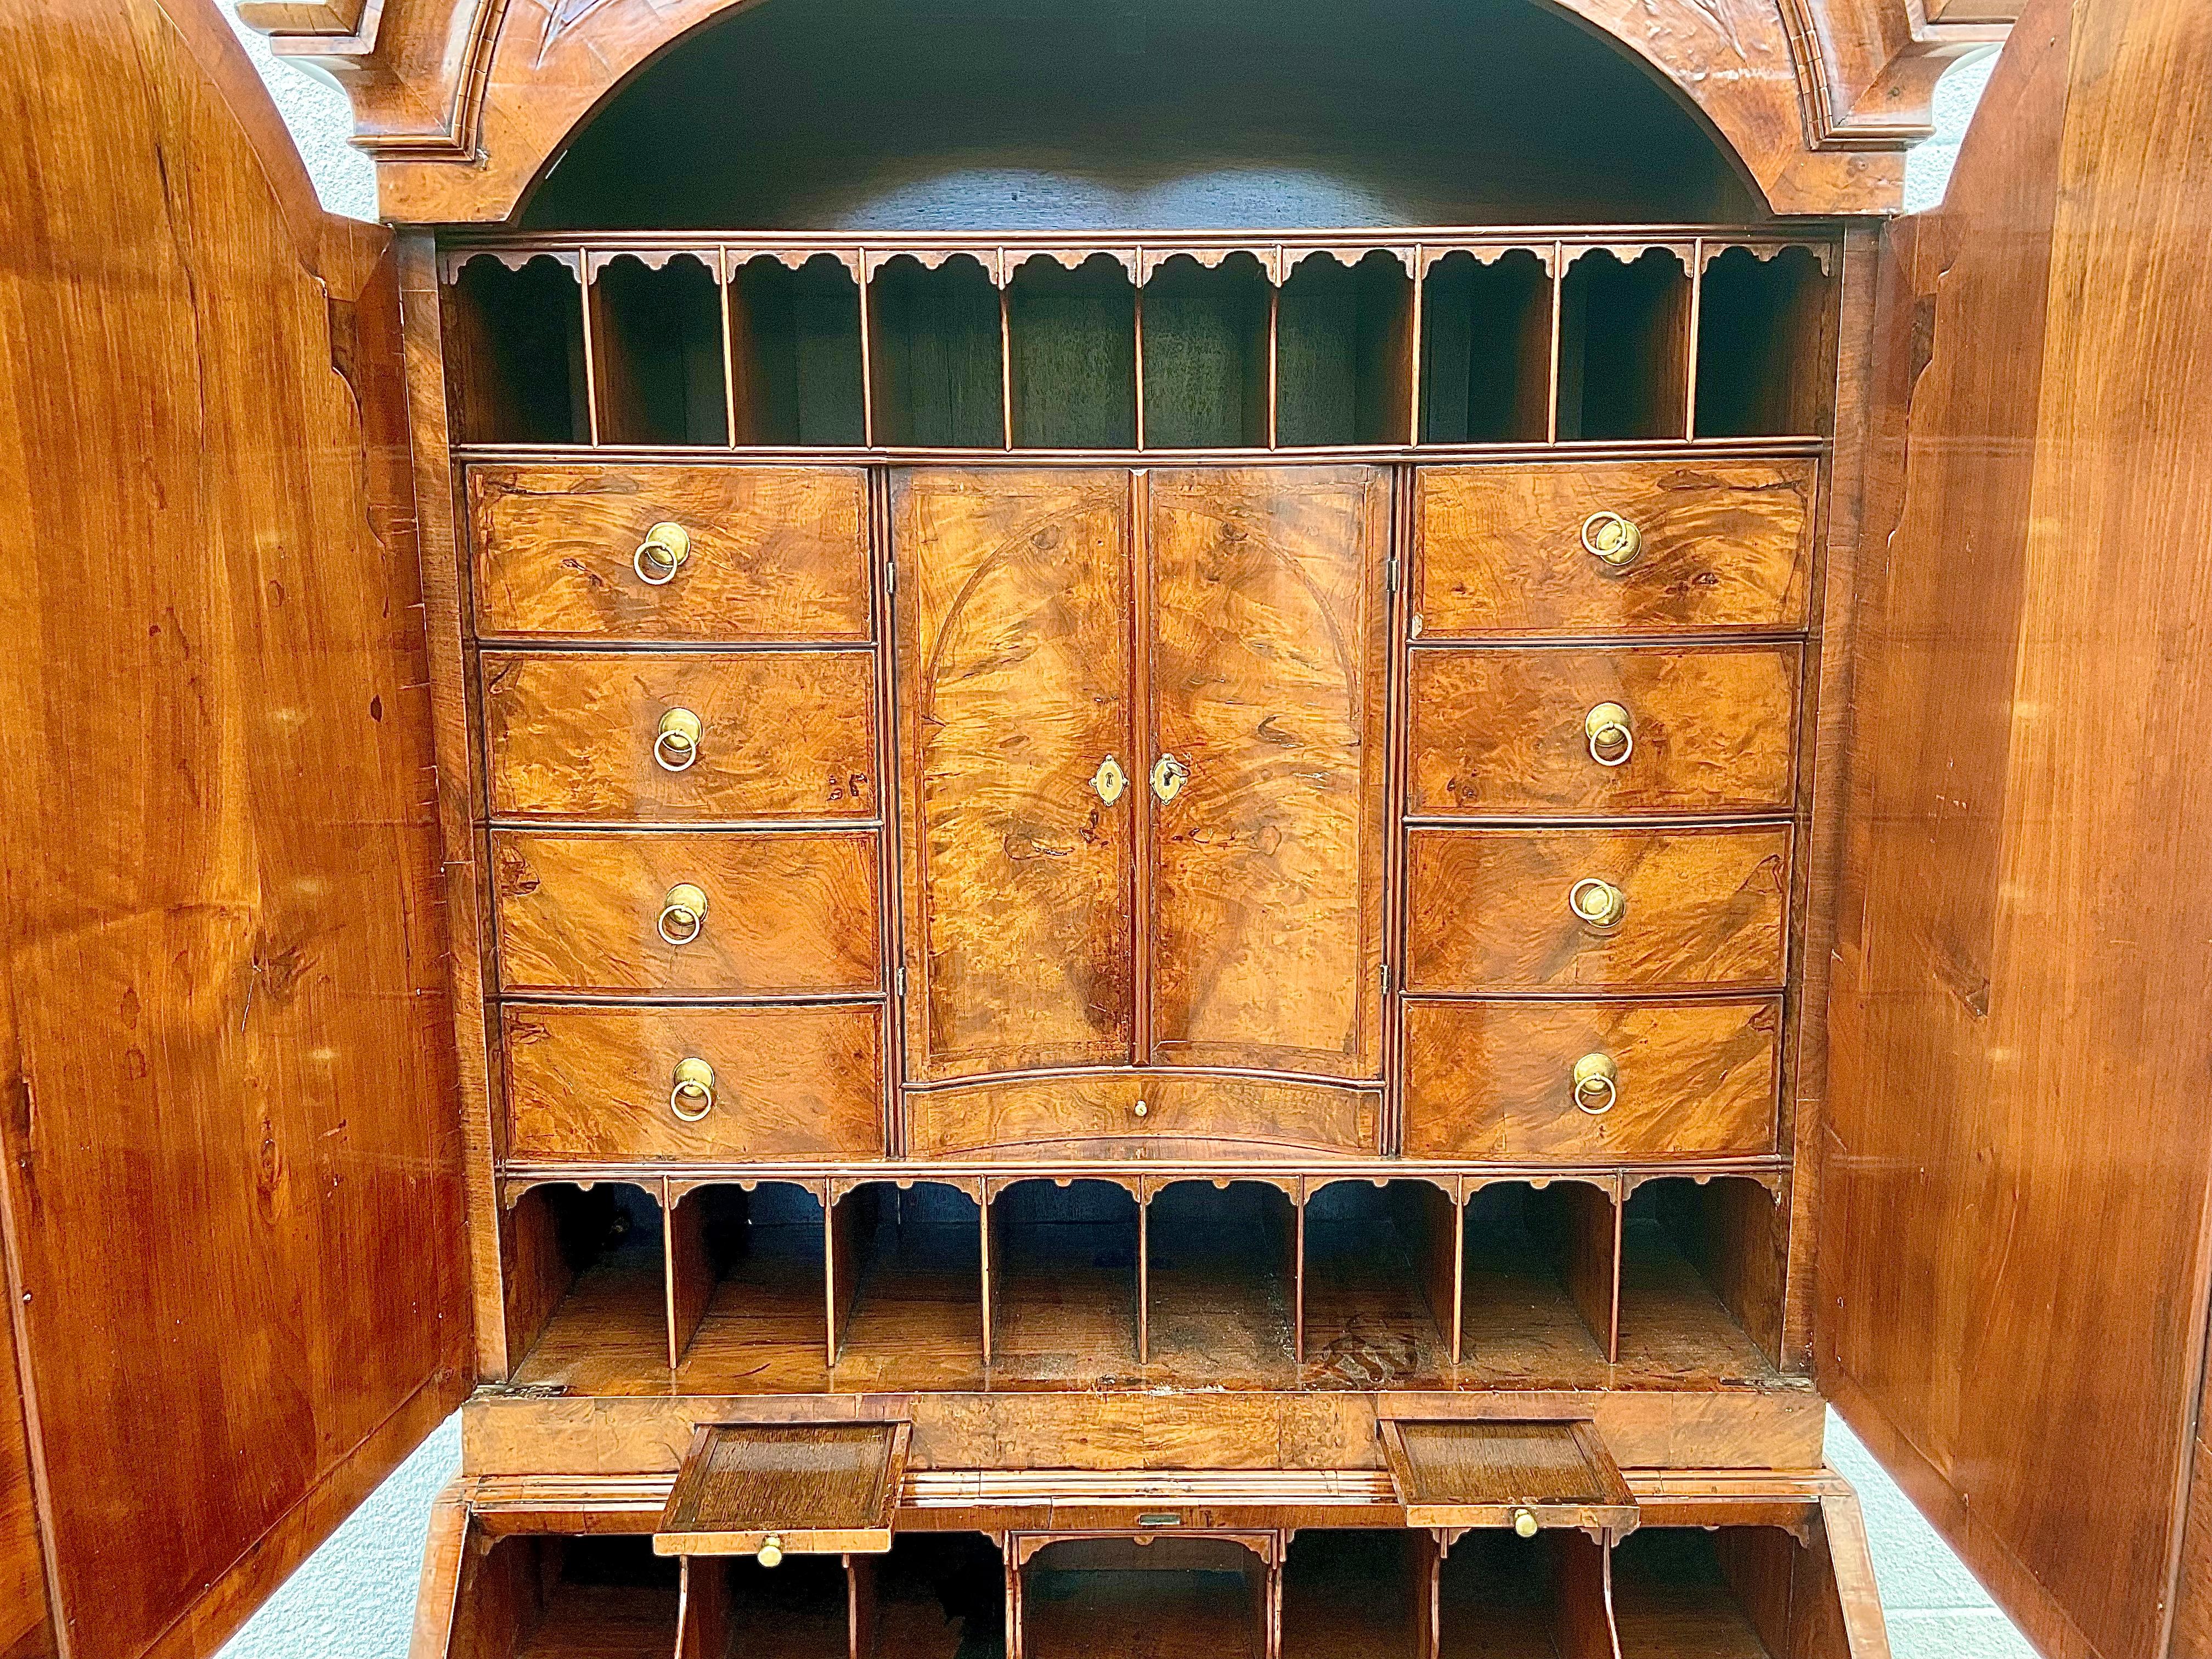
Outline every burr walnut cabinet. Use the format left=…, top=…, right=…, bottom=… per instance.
left=5, top=2, right=2212, bottom=1658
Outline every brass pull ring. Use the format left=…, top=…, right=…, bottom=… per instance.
left=1092, top=755, right=1128, bottom=806
left=654, top=707, right=702, bottom=773
left=1584, top=702, right=1634, bottom=768
left=657, top=883, right=708, bottom=947
left=1568, top=877, right=1627, bottom=932
left=1580, top=511, right=1643, bottom=569
left=669, top=1057, right=716, bottom=1122
left=1151, top=753, right=1190, bottom=803
left=1572, top=1052, right=1618, bottom=1116
left=634, top=521, right=691, bottom=586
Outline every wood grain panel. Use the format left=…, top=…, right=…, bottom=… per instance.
left=492, top=830, right=881, bottom=996
left=1412, top=460, right=1815, bottom=637
left=1403, top=1000, right=1779, bottom=1159
left=1824, top=5, right=2212, bottom=1658
left=1407, top=645, right=1799, bottom=816
left=893, top=470, right=1136, bottom=1080
left=1406, top=826, right=1790, bottom=992
left=484, top=650, right=877, bottom=821
left=0, top=1278, right=52, bottom=1659
left=906, top=1074, right=1379, bottom=1158
left=467, top=464, right=871, bottom=643
left=0, top=10, right=471, bottom=1658
left=656, top=1421, right=907, bottom=1555
left=504, top=1005, right=884, bottom=1160
left=1147, top=466, right=1390, bottom=1078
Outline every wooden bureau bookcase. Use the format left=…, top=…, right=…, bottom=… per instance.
left=6, top=2, right=2212, bottom=1658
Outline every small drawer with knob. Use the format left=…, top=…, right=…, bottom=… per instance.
left=1409, top=460, right=1814, bottom=639
left=490, top=829, right=883, bottom=996
left=466, top=464, right=872, bottom=643
left=483, top=650, right=878, bottom=821
left=1401, top=997, right=1779, bottom=1160
left=503, top=1003, right=884, bottom=1162
left=1404, top=826, right=1790, bottom=993
left=1407, top=643, right=1799, bottom=816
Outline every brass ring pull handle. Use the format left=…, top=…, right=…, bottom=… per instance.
left=654, top=707, right=702, bottom=773
left=657, top=883, right=708, bottom=947
left=1580, top=510, right=1643, bottom=569
left=1568, top=877, right=1627, bottom=932
left=633, top=521, right=691, bottom=586
left=1584, top=702, right=1634, bottom=768
left=1092, top=755, right=1128, bottom=806
left=669, top=1057, right=716, bottom=1122
left=757, top=1536, right=785, bottom=1569
left=1151, top=753, right=1191, bottom=803
left=1572, top=1052, right=1619, bottom=1116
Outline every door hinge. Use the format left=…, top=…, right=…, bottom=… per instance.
left=1379, top=959, right=1390, bottom=991
left=885, top=558, right=897, bottom=594
left=896, top=966, right=907, bottom=998
left=1385, top=555, right=1400, bottom=594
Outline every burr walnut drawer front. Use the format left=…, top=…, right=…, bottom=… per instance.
left=1406, top=644, right=1799, bottom=816
left=467, top=464, right=871, bottom=642
left=483, top=650, right=877, bottom=821
left=1411, top=459, right=1815, bottom=637
left=503, top=1004, right=884, bottom=1161
left=1401, top=998, right=1780, bottom=1160
left=1405, top=825, right=1790, bottom=993
left=905, top=1074, right=1380, bottom=1158
left=491, top=829, right=882, bottom=996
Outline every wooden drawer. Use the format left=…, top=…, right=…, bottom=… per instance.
left=504, top=1003, right=883, bottom=1161
left=1405, top=826, right=1790, bottom=992
left=1411, top=460, right=1814, bottom=637
left=483, top=650, right=877, bottom=821
left=491, top=830, right=882, bottom=996
left=1407, top=644, right=1799, bottom=816
left=467, top=464, right=871, bottom=642
left=905, top=1074, right=1379, bottom=1158
left=1401, top=998, right=1779, bottom=1159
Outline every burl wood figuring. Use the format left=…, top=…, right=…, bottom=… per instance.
left=30, top=2, right=2212, bottom=1659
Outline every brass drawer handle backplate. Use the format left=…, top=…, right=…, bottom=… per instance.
left=634, top=521, right=691, bottom=585
left=654, top=707, right=703, bottom=772
left=658, top=883, right=708, bottom=946
left=1580, top=510, right=1642, bottom=569
left=1568, top=877, right=1627, bottom=931
left=1584, top=702, right=1634, bottom=768
left=1572, top=1052, right=1618, bottom=1116
left=670, top=1057, right=716, bottom=1121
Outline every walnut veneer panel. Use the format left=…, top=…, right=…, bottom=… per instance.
left=1380, top=1419, right=1635, bottom=1529
left=1407, top=645, right=1799, bottom=816
left=1406, top=826, right=1790, bottom=992
left=656, top=1422, right=907, bottom=1554
left=469, top=464, right=870, bottom=642
left=504, top=1004, right=883, bottom=1160
left=906, top=1074, right=1380, bottom=1158
left=893, top=469, right=1136, bottom=1079
left=1403, top=999, right=1779, bottom=1159
left=492, top=830, right=881, bottom=996
left=1147, top=466, right=1390, bottom=1078
left=484, top=650, right=877, bottom=821
left=1412, top=460, right=1815, bottom=637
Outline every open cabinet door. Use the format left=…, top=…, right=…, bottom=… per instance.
left=0, top=4, right=471, bottom=1658
left=1823, top=2, right=2212, bottom=1658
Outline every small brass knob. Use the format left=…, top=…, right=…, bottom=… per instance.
left=757, top=1535, right=784, bottom=1568
left=1568, top=877, right=1627, bottom=932
left=1572, top=1052, right=1619, bottom=1116
left=1580, top=511, right=1642, bottom=569
left=1584, top=702, right=1633, bottom=768
left=1151, top=753, right=1190, bottom=802
left=634, top=521, right=691, bottom=585
left=658, top=883, right=708, bottom=946
left=670, top=1057, right=716, bottom=1121
left=1133, top=1098, right=1149, bottom=1120
left=1511, top=1508, right=1540, bottom=1539
left=1092, top=755, right=1128, bottom=806
left=654, top=707, right=702, bottom=772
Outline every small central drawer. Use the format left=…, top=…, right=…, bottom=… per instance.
left=503, top=1003, right=884, bottom=1161
left=905, top=1073, right=1380, bottom=1158
left=467, top=464, right=871, bottom=643
left=1411, top=459, right=1815, bottom=637
left=483, top=650, right=877, bottom=822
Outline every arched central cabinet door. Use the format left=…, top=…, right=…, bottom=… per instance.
left=892, top=466, right=1390, bottom=1087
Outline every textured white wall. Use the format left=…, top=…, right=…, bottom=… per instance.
left=206, top=20, right=2017, bottom=1658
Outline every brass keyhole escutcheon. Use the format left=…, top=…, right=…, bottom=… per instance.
left=1568, top=877, right=1627, bottom=932
left=1571, top=1053, right=1618, bottom=1116
left=1092, top=755, right=1128, bottom=806
left=658, top=883, right=708, bottom=946
left=634, top=521, right=692, bottom=585
left=1579, top=510, right=1643, bottom=569
left=1151, top=753, right=1190, bottom=802
left=655, top=707, right=703, bottom=772
left=669, top=1056, right=716, bottom=1121
left=1584, top=702, right=1633, bottom=768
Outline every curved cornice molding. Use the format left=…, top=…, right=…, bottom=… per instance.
left=242, top=0, right=2010, bottom=222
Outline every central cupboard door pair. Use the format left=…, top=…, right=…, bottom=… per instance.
left=894, top=467, right=1390, bottom=1153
